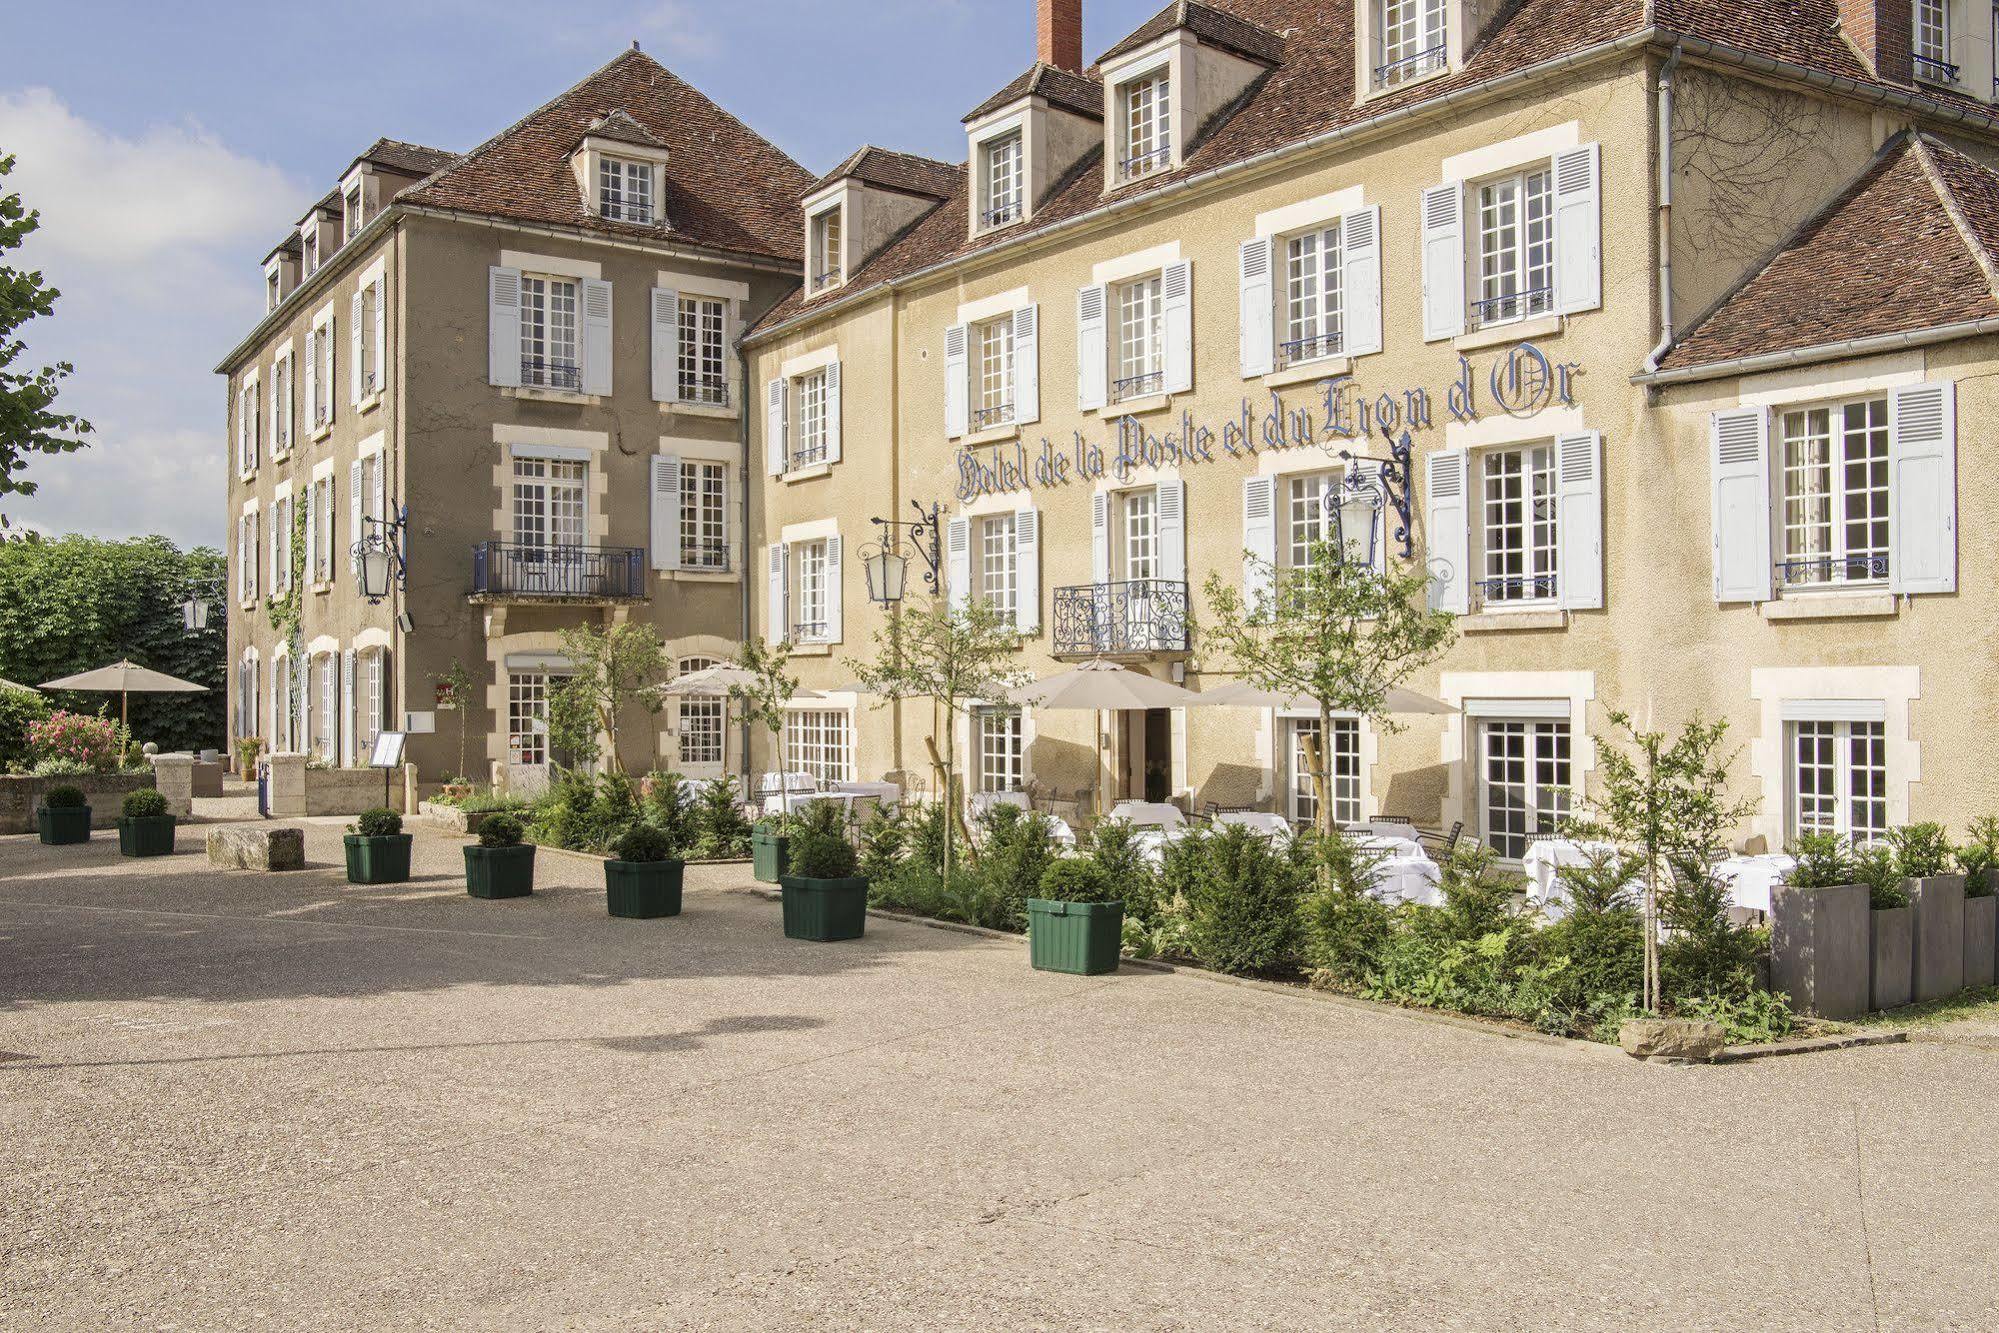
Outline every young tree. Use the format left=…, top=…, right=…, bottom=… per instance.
left=1567, top=711, right=1758, bottom=1012
left=427, top=658, right=478, bottom=783
left=850, top=595, right=1028, bottom=882
left=0, top=153, right=91, bottom=529
left=551, top=621, right=671, bottom=776
left=1202, top=537, right=1456, bottom=847
left=727, top=634, right=798, bottom=791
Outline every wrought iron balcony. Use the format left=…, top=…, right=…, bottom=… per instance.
left=1373, top=44, right=1447, bottom=89
left=521, top=355, right=582, bottom=391
left=1469, top=285, right=1554, bottom=329
left=971, top=401, right=1016, bottom=431
left=680, top=538, right=731, bottom=573
left=1776, top=554, right=1890, bottom=586
left=811, top=270, right=843, bottom=292
left=790, top=620, right=829, bottom=644
left=1912, top=52, right=1960, bottom=83
left=1473, top=572, right=1560, bottom=609
left=361, top=369, right=379, bottom=396
left=1116, top=144, right=1172, bottom=182
left=601, top=194, right=654, bottom=224
left=1052, top=579, right=1190, bottom=657
left=470, top=541, right=645, bottom=601
left=1279, top=331, right=1344, bottom=368
left=790, top=442, right=829, bottom=470
left=981, top=203, right=1021, bottom=228
left=678, top=375, right=729, bottom=408
left=1110, top=370, right=1164, bottom=403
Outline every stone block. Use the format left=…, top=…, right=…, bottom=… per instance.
left=1965, top=893, right=1997, bottom=991
left=1619, top=1019, right=1726, bottom=1062
left=151, top=755, right=196, bottom=818
left=190, top=760, right=224, bottom=798
left=1769, top=882, right=1870, bottom=1019
left=265, top=753, right=307, bottom=817
left=206, top=826, right=305, bottom=871
left=1870, top=906, right=1914, bottom=1011
left=0, top=773, right=158, bottom=833
left=1908, top=874, right=1966, bottom=1003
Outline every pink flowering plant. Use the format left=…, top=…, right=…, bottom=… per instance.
left=27, top=711, right=122, bottom=774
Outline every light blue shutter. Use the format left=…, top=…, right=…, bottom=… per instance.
left=349, top=291, right=364, bottom=404
left=766, top=379, right=787, bottom=476
left=944, top=324, right=969, bottom=438
left=1157, top=479, right=1187, bottom=584
left=1239, top=238, right=1273, bottom=378
left=824, top=362, right=842, bottom=465
left=826, top=533, right=843, bottom=643
left=1242, top=475, right=1276, bottom=609
left=348, top=460, right=364, bottom=575
left=1710, top=407, right=1771, bottom=603
left=1090, top=490, right=1110, bottom=584
left=651, top=455, right=680, bottom=571
left=1014, top=506, right=1041, bottom=634
left=767, top=544, right=788, bottom=642
left=341, top=648, right=357, bottom=766
left=651, top=287, right=680, bottom=403
left=1161, top=260, right=1193, bottom=395
left=1889, top=381, right=1956, bottom=594
left=946, top=515, right=971, bottom=612
left=1076, top=285, right=1107, bottom=410
left=1013, top=304, right=1040, bottom=425
left=1555, top=431, right=1603, bottom=610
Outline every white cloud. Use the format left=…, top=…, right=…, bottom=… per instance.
left=0, top=90, right=305, bottom=548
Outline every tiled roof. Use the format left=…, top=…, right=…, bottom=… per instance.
left=806, top=146, right=962, bottom=201
left=402, top=48, right=814, bottom=262
left=964, top=63, right=1105, bottom=124
left=578, top=109, right=667, bottom=151
left=1659, top=133, right=1999, bottom=371
left=261, top=235, right=301, bottom=264
left=351, top=138, right=460, bottom=180
left=1099, top=1, right=1288, bottom=68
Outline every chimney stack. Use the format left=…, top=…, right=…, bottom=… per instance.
left=1834, top=0, right=1912, bottom=83
left=1038, top=0, right=1083, bottom=73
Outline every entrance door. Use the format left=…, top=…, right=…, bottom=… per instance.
left=1142, top=708, right=1170, bottom=803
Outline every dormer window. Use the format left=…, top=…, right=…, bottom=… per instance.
left=982, top=132, right=1024, bottom=229
left=303, top=230, right=320, bottom=275
left=1375, top=0, right=1448, bottom=88
left=267, top=269, right=282, bottom=312
left=343, top=185, right=364, bottom=241
left=1912, top=0, right=1957, bottom=82
left=599, top=157, right=655, bottom=223
left=1117, top=70, right=1172, bottom=183
left=810, top=206, right=844, bottom=292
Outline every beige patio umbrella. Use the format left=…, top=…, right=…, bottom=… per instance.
left=0, top=676, right=35, bottom=694
left=39, top=659, right=208, bottom=735
left=660, top=661, right=761, bottom=697
left=1003, top=660, right=1207, bottom=808
left=1196, top=680, right=1454, bottom=716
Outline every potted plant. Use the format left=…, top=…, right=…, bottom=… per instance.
left=464, top=812, right=535, bottom=899
left=36, top=785, right=91, bottom=845
left=777, top=802, right=866, bottom=941
left=1958, top=816, right=1999, bottom=988
left=116, top=788, right=176, bottom=857
left=751, top=814, right=791, bottom=883
left=1027, top=859, right=1125, bottom=976
left=1768, top=832, right=1869, bottom=1018
left=1889, top=822, right=1965, bottom=1002
left=605, top=822, right=685, bottom=919
left=235, top=736, right=264, bottom=777
left=344, top=806, right=413, bottom=885
left=1856, top=844, right=1913, bottom=1011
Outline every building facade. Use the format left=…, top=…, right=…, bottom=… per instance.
left=218, top=51, right=810, bottom=793
left=742, top=0, right=1999, bottom=857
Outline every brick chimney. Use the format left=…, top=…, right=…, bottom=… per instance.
left=1038, top=0, right=1083, bottom=73
left=1836, top=0, right=1912, bottom=83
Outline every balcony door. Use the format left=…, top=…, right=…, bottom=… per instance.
left=512, top=457, right=588, bottom=593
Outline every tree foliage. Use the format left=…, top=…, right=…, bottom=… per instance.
left=0, top=153, right=91, bottom=526
left=727, top=634, right=798, bottom=764
left=550, top=621, right=671, bottom=776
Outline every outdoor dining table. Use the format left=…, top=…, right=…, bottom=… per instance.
left=1713, top=853, right=1797, bottom=914
left=829, top=780, right=901, bottom=808
left=1214, top=811, right=1292, bottom=841
left=1521, top=839, right=1622, bottom=916
left=1351, top=833, right=1442, bottom=906
left=1108, top=800, right=1187, bottom=831
left=1525, top=839, right=1798, bottom=917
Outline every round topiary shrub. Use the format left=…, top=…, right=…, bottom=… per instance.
left=478, top=812, right=525, bottom=848
left=42, top=785, right=87, bottom=810
left=789, top=827, right=859, bottom=880
left=1038, top=858, right=1118, bottom=904
left=121, top=788, right=169, bottom=819
left=612, top=823, right=675, bottom=864
left=354, top=807, right=403, bottom=838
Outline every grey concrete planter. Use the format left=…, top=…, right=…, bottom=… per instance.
left=1770, top=882, right=1870, bottom=1018
left=1964, top=893, right=1997, bottom=990
left=1870, top=905, right=1914, bottom=1011
left=1907, top=874, right=1966, bottom=1003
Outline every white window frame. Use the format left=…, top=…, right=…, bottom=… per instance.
left=1284, top=715, right=1362, bottom=828
left=508, top=671, right=553, bottom=770
left=1775, top=395, right=1892, bottom=591
left=598, top=157, right=655, bottom=224
left=675, top=656, right=727, bottom=772
left=1374, top=0, right=1448, bottom=88
left=237, top=372, right=261, bottom=476
left=1119, top=487, right=1159, bottom=583
left=792, top=538, right=830, bottom=642
left=978, top=510, right=1019, bottom=627
left=511, top=456, right=588, bottom=552
left=1282, top=223, right=1345, bottom=368
left=310, top=307, right=335, bottom=432
left=982, top=131, right=1024, bottom=229
left=809, top=205, right=844, bottom=292
left=975, top=707, right=1025, bottom=794
left=784, top=708, right=853, bottom=786
left=679, top=459, right=728, bottom=572
left=1112, top=272, right=1164, bottom=403
left=1470, top=166, right=1555, bottom=330
left=312, top=475, right=336, bottom=584
left=314, top=653, right=338, bottom=764
left=1478, top=717, right=1572, bottom=861
left=792, top=368, right=830, bottom=468
left=1477, top=443, right=1561, bottom=610
left=1914, top=0, right=1953, bottom=80
left=1788, top=719, right=1890, bottom=844
left=677, top=295, right=728, bottom=406
left=363, top=649, right=384, bottom=751
left=972, top=312, right=1016, bottom=431
left=519, top=273, right=581, bottom=391
left=272, top=350, right=294, bottom=457
left=1116, top=69, right=1172, bottom=183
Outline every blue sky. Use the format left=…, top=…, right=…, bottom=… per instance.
left=1, top=0, right=1163, bottom=549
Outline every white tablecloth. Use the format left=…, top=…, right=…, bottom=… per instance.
left=1521, top=839, right=1621, bottom=914
left=1348, top=834, right=1441, bottom=905
left=1215, top=811, right=1292, bottom=841
left=829, top=780, right=901, bottom=808
left=1109, top=800, right=1186, bottom=831
left=765, top=789, right=863, bottom=817
left=1714, top=854, right=1796, bottom=914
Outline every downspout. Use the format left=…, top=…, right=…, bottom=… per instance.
left=737, top=339, right=754, bottom=789
left=1643, top=44, right=1683, bottom=374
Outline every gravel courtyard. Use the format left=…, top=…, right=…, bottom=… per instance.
left=3, top=821, right=1997, bottom=1331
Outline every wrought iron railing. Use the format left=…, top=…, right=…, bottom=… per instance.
left=1776, top=554, right=1890, bottom=586
left=982, top=203, right=1021, bottom=228
left=1373, top=44, right=1447, bottom=88
left=1912, top=52, right=1960, bottom=83
left=971, top=401, right=1015, bottom=431
left=811, top=270, right=842, bottom=292
left=470, top=542, right=645, bottom=599
left=791, top=620, right=829, bottom=643
left=602, top=194, right=653, bottom=224
left=522, top=355, right=582, bottom=391
left=790, top=442, right=829, bottom=469
left=1111, top=370, right=1164, bottom=403
left=1117, top=145, right=1172, bottom=182
left=361, top=369, right=378, bottom=396
left=1473, top=572, right=1560, bottom=608
left=680, top=538, right=731, bottom=572
left=1469, top=285, right=1554, bottom=329
left=1280, top=331, right=1344, bottom=367
left=678, top=375, right=729, bottom=407
left=314, top=404, right=329, bottom=428
left=1052, top=579, right=1190, bottom=656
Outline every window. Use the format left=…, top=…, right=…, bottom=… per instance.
left=267, top=269, right=282, bottom=311
left=314, top=655, right=338, bottom=764
left=1480, top=718, right=1571, bottom=860
left=274, top=496, right=293, bottom=591
left=599, top=157, right=654, bottom=223
left=1285, top=717, right=1362, bottom=828
left=979, top=511, right=1018, bottom=625
left=508, top=672, right=552, bottom=769
left=273, top=354, right=294, bottom=456
left=1777, top=398, right=1890, bottom=588
left=793, top=539, right=830, bottom=641
left=785, top=709, right=852, bottom=785
left=311, top=319, right=335, bottom=428
left=519, top=275, right=580, bottom=390
left=680, top=460, right=728, bottom=570
left=1472, top=168, right=1554, bottom=328
left=1120, top=487, right=1158, bottom=582
left=238, top=378, right=260, bottom=474
left=358, top=453, right=382, bottom=541
left=677, top=296, right=727, bottom=405
left=810, top=207, right=843, bottom=291
left=1479, top=445, right=1559, bottom=607
left=677, top=656, right=725, bottom=770
left=1375, top=0, right=1448, bottom=87
left=1118, top=71, right=1171, bottom=181
left=312, top=476, right=336, bottom=583
left=1113, top=274, right=1164, bottom=402
left=1283, top=224, right=1345, bottom=367
left=793, top=369, right=830, bottom=467
left=983, top=132, right=1024, bottom=228
left=272, top=657, right=293, bottom=752
left=1285, top=473, right=1333, bottom=569
left=976, top=708, right=1024, bottom=793
left=1791, top=720, right=1888, bottom=843
left=344, top=186, right=363, bottom=240
left=358, top=281, right=381, bottom=398
left=512, top=457, right=587, bottom=551
left=1914, top=0, right=1953, bottom=79
left=363, top=650, right=383, bottom=750
left=238, top=511, right=258, bottom=601
left=303, top=230, right=319, bottom=276
left=973, top=314, right=1015, bottom=430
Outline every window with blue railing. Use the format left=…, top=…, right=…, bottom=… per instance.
left=519, top=274, right=580, bottom=390
left=1471, top=167, right=1554, bottom=330
left=1115, top=70, right=1172, bottom=183
left=1282, top=224, right=1344, bottom=367
left=1777, top=398, right=1890, bottom=590
left=809, top=205, right=843, bottom=293
left=1477, top=445, right=1560, bottom=610
left=1912, top=0, right=1956, bottom=82
left=1373, top=0, right=1447, bottom=89
left=981, top=131, right=1024, bottom=230
left=1112, top=273, right=1164, bottom=403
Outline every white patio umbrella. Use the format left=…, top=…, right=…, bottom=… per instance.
left=661, top=661, right=762, bottom=697
left=1003, top=660, right=1207, bottom=808
left=1196, top=679, right=1454, bottom=716
left=38, top=659, right=209, bottom=744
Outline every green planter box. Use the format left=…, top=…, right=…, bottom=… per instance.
left=117, top=815, right=177, bottom=858
left=345, top=834, right=413, bottom=884
left=1027, top=898, right=1125, bottom=975
left=464, top=843, right=535, bottom=899
left=606, top=859, right=685, bottom=918
left=779, top=875, right=867, bottom=941
left=37, top=806, right=92, bottom=845
left=752, top=828, right=790, bottom=883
